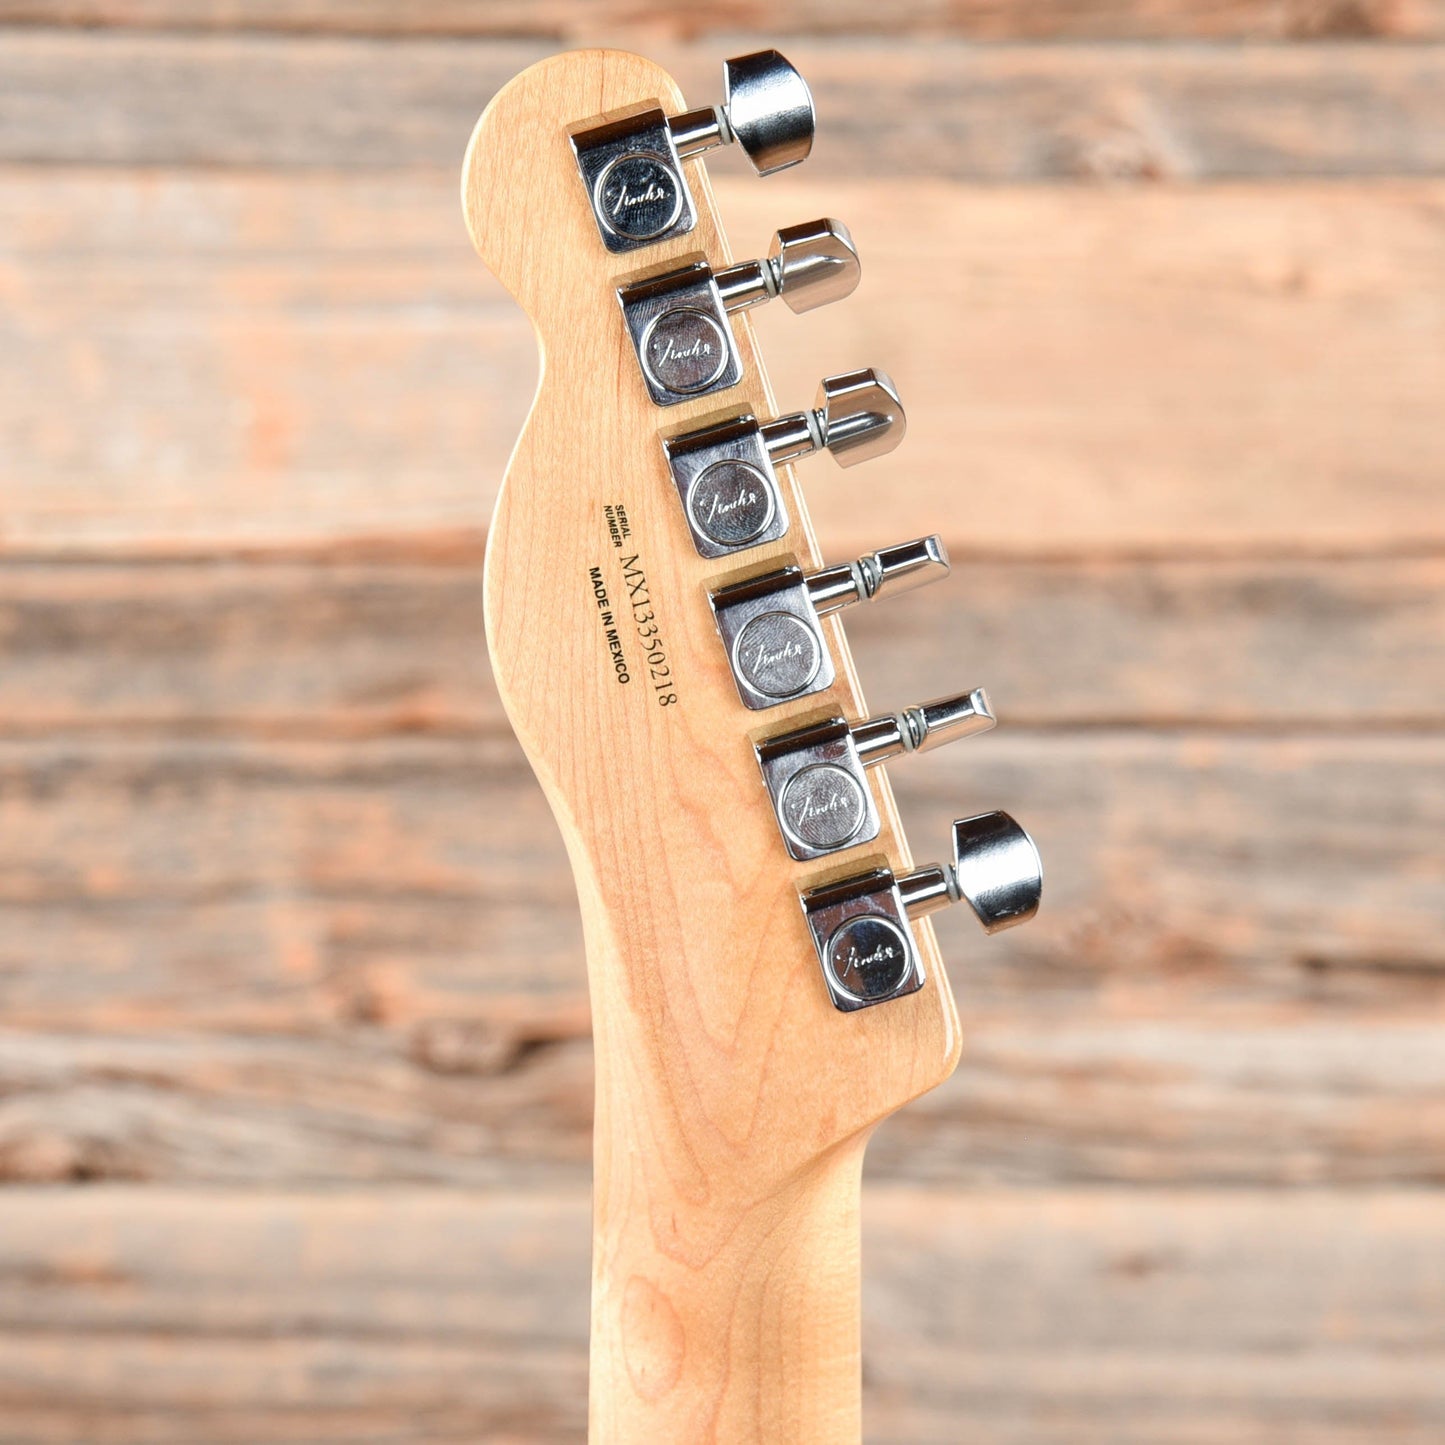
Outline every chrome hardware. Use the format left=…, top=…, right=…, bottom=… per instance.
left=571, top=50, right=814, bottom=254
left=618, top=221, right=861, bottom=407
left=708, top=536, right=948, bottom=710
left=667, top=416, right=783, bottom=555
left=662, top=368, right=905, bottom=558
left=804, top=535, right=949, bottom=613
left=709, top=567, right=831, bottom=707
left=571, top=112, right=694, bottom=253
left=671, top=51, right=814, bottom=173
left=756, top=688, right=995, bottom=861
left=759, top=368, right=906, bottom=469
left=852, top=688, right=995, bottom=766
left=758, top=717, right=874, bottom=860
left=897, top=812, right=1044, bottom=935
left=802, top=869, right=923, bottom=1012
left=800, top=811, right=1042, bottom=1012
left=710, top=219, right=860, bottom=314
left=618, top=260, right=743, bottom=405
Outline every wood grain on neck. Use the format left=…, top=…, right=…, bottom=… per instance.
left=463, top=49, right=960, bottom=1443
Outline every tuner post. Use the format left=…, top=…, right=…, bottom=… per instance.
left=661, top=368, right=906, bottom=559
left=570, top=50, right=814, bottom=254
left=800, top=812, right=1042, bottom=1012
left=755, top=689, right=996, bottom=861
left=708, top=536, right=949, bottom=711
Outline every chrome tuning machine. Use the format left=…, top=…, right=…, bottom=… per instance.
left=618, top=219, right=861, bottom=406
left=571, top=50, right=814, bottom=253
left=663, top=369, right=905, bottom=556
left=756, top=689, right=995, bottom=860
left=710, top=536, right=949, bottom=710
left=801, top=813, right=1043, bottom=1012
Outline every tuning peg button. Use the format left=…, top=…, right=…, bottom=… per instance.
left=618, top=221, right=862, bottom=407
left=572, top=50, right=814, bottom=254
left=800, top=811, right=1042, bottom=1012
left=713, top=219, right=860, bottom=315
left=760, top=368, right=906, bottom=469
left=898, top=812, right=1044, bottom=934
left=852, top=688, right=996, bottom=764
left=662, top=368, right=905, bottom=558
left=671, top=50, right=815, bottom=175
left=805, top=535, right=948, bottom=612
left=709, top=536, right=949, bottom=710
left=756, top=689, right=995, bottom=860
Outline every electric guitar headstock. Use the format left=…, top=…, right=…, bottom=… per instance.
left=463, top=48, right=1041, bottom=1443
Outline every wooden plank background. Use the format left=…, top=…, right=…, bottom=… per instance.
left=1, top=4, right=1443, bottom=1441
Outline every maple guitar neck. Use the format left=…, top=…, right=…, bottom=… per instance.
left=591, top=1073, right=868, bottom=1440
left=464, top=46, right=1040, bottom=1445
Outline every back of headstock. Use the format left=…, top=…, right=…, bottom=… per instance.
left=463, top=48, right=1041, bottom=1443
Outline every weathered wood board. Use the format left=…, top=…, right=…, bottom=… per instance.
left=0, top=730, right=1441, bottom=1187
left=4, top=33, right=1445, bottom=176
left=1, top=554, right=1442, bottom=735
left=1, top=11, right=1443, bottom=1442
left=0, top=1188, right=1441, bottom=1444
left=5, top=0, right=1444, bottom=39
left=4, top=173, right=1444, bottom=556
